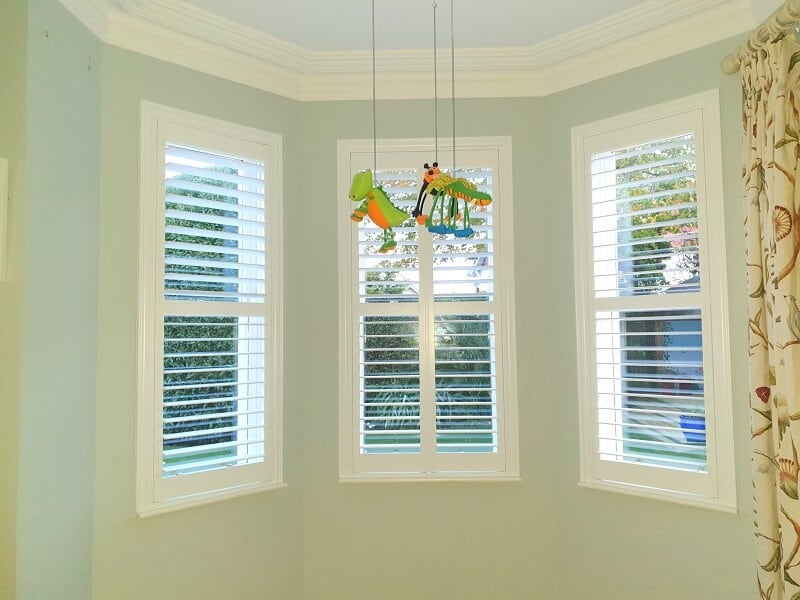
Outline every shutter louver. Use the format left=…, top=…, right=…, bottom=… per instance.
left=160, top=143, right=268, bottom=477
left=435, top=314, right=497, bottom=453
left=591, top=133, right=698, bottom=298
left=595, top=308, right=706, bottom=471
left=360, top=315, right=421, bottom=454
left=164, top=144, right=266, bottom=303
left=589, top=133, right=707, bottom=473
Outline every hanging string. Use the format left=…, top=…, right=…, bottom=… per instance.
left=450, top=0, right=456, bottom=174
left=371, top=0, right=377, bottom=174
left=432, top=1, right=439, bottom=164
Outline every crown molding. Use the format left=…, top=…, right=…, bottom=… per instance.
left=530, top=0, right=757, bottom=97
left=57, top=0, right=760, bottom=101
left=102, top=8, right=303, bottom=99
left=118, top=0, right=314, bottom=72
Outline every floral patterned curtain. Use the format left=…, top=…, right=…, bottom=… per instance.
left=744, top=33, right=800, bottom=599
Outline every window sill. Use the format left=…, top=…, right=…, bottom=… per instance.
left=137, top=481, right=287, bottom=518
left=578, top=480, right=737, bottom=514
left=339, top=472, right=521, bottom=484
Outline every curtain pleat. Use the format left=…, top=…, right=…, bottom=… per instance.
left=744, top=33, right=800, bottom=599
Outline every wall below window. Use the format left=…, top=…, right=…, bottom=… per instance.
left=6, top=1, right=754, bottom=598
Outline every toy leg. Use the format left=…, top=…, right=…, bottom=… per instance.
left=379, top=228, right=397, bottom=253
left=454, top=201, right=474, bottom=238
left=427, top=193, right=448, bottom=234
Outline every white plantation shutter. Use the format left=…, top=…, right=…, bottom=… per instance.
left=339, top=139, right=518, bottom=479
left=138, top=104, right=283, bottom=515
left=572, top=92, right=736, bottom=509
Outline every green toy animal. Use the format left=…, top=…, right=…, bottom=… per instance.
left=349, top=169, right=409, bottom=253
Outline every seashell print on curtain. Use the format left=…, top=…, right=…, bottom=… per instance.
left=743, top=32, right=800, bottom=599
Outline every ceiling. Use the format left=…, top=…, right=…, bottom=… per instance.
left=60, top=0, right=779, bottom=100
left=177, top=0, right=649, bottom=52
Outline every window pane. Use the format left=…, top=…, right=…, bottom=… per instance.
left=591, top=134, right=700, bottom=298
left=162, top=315, right=266, bottom=476
left=360, top=316, right=421, bottom=454
left=435, top=314, right=497, bottom=453
left=164, top=144, right=266, bottom=303
left=595, top=308, right=707, bottom=472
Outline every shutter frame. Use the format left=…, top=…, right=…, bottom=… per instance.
left=338, top=138, right=519, bottom=481
left=571, top=90, right=737, bottom=511
left=137, top=102, right=284, bottom=516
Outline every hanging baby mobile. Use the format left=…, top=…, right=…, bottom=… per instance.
left=348, top=0, right=492, bottom=252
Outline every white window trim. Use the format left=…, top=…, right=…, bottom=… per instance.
left=337, top=136, right=520, bottom=482
left=137, top=102, right=285, bottom=517
left=571, top=90, right=736, bottom=512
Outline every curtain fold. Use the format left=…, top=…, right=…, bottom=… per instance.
left=744, top=33, right=800, bottom=599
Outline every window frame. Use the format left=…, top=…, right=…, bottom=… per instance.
left=337, top=137, right=519, bottom=482
left=571, top=90, right=736, bottom=511
left=137, top=102, right=284, bottom=517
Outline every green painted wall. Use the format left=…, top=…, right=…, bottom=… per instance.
left=90, top=45, right=305, bottom=600
left=15, top=0, right=103, bottom=598
left=0, top=1, right=27, bottom=597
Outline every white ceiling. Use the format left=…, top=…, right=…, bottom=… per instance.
left=178, top=0, right=650, bottom=52
left=60, top=0, right=780, bottom=100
